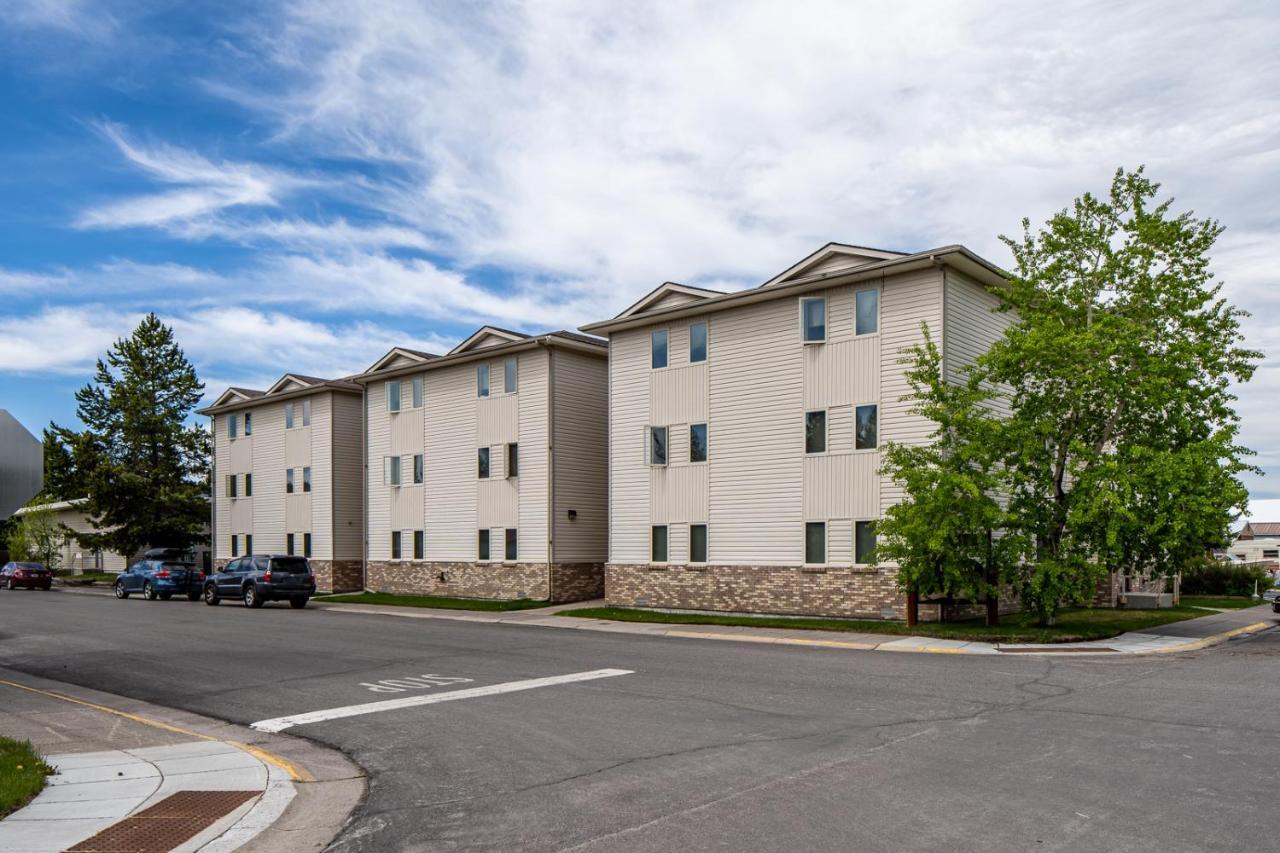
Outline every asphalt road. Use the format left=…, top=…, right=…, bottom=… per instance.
left=1, top=589, right=1277, bottom=853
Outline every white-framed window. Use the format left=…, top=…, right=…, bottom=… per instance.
left=413, top=454, right=423, bottom=484
left=386, top=380, right=402, bottom=413
left=855, top=288, right=879, bottom=336
left=285, top=402, right=295, bottom=429
left=228, top=414, right=238, bottom=439
left=690, top=424, right=707, bottom=463
left=244, top=412, right=253, bottom=435
left=384, top=456, right=401, bottom=486
left=651, top=329, right=669, bottom=369
left=413, top=530, right=424, bottom=560
left=303, top=532, right=312, bottom=558
left=286, top=533, right=295, bottom=556
left=303, top=466, right=312, bottom=492
left=477, top=364, right=490, bottom=398
left=302, top=397, right=311, bottom=426
left=805, top=410, right=827, bottom=454
left=855, top=520, right=877, bottom=565
left=689, top=321, right=708, bottom=363
left=504, top=357, right=518, bottom=394
left=651, top=525, right=668, bottom=563
left=805, top=521, right=826, bottom=565
left=506, top=443, right=518, bottom=478
left=286, top=468, right=295, bottom=494
left=648, top=426, right=668, bottom=466
left=391, top=531, right=402, bottom=560
left=478, top=529, right=491, bottom=561
left=412, top=375, right=423, bottom=408
left=855, top=404, right=878, bottom=450
left=226, top=474, right=236, bottom=498
left=245, top=534, right=253, bottom=555
left=800, top=296, right=826, bottom=343
left=245, top=473, right=253, bottom=497
left=504, top=528, right=518, bottom=561
left=689, top=523, right=708, bottom=564
left=478, top=447, right=490, bottom=479
left=230, top=534, right=239, bottom=557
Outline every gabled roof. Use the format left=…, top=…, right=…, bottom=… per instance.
left=758, top=242, right=907, bottom=289
left=448, top=326, right=529, bottom=355
left=208, top=387, right=265, bottom=409
left=364, top=346, right=443, bottom=374
left=615, top=282, right=725, bottom=320
left=197, top=375, right=361, bottom=416
left=265, top=373, right=326, bottom=395
left=1242, top=522, right=1280, bottom=537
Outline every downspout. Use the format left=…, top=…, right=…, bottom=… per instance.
left=542, top=339, right=556, bottom=600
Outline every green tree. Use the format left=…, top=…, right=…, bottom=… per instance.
left=5, top=506, right=66, bottom=571
left=986, top=167, right=1259, bottom=622
left=877, top=328, right=1023, bottom=625
left=53, top=314, right=210, bottom=557
left=33, top=426, right=83, bottom=503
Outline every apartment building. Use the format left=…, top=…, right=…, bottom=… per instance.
left=354, top=327, right=608, bottom=602
left=580, top=243, right=1009, bottom=620
left=200, top=374, right=364, bottom=593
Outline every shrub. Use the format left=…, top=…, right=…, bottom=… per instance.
left=1179, top=558, right=1273, bottom=596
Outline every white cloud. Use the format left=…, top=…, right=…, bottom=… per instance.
left=0, top=306, right=138, bottom=374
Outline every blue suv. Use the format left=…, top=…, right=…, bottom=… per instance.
left=114, top=560, right=204, bottom=601
left=203, top=554, right=316, bottom=609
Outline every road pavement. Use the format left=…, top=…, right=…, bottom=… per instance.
left=2, top=588, right=1277, bottom=852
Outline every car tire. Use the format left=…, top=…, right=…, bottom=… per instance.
left=5, top=578, right=14, bottom=591
left=114, top=581, right=129, bottom=599
left=289, top=596, right=309, bottom=609
left=143, top=581, right=157, bottom=601
left=204, top=585, right=220, bottom=606
left=243, top=585, right=264, bottom=609
left=159, top=592, right=173, bottom=601
left=186, top=590, right=201, bottom=602
left=41, top=583, right=52, bottom=591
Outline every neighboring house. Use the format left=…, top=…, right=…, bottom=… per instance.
left=579, top=242, right=1010, bottom=620
left=11, top=498, right=209, bottom=573
left=1236, top=521, right=1280, bottom=541
left=1229, top=525, right=1280, bottom=566
left=198, top=374, right=365, bottom=593
left=353, top=327, right=608, bottom=602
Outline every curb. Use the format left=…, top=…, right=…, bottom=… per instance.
left=1145, top=620, right=1274, bottom=654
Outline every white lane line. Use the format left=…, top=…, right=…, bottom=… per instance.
left=250, top=668, right=634, bottom=733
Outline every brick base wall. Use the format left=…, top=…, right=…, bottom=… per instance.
left=310, top=559, right=363, bottom=594
left=550, top=563, right=605, bottom=602
left=365, top=561, right=604, bottom=603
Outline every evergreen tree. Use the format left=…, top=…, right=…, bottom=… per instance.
left=34, top=426, right=83, bottom=503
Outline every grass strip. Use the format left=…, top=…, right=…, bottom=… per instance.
left=0, top=737, right=52, bottom=818
left=1181, top=595, right=1264, bottom=610
left=314, top=591, right=549, bottom=612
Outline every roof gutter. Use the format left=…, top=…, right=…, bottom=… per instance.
left=350, top=334, right=606, bottom=385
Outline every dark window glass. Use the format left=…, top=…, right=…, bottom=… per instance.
left=304, top=533, right=312, bottom=558
left=805, top=411, right=827, bottom=454
left=477, top=364, right=490, bottom=398
left=651, top=329, right=668, bottom=369
left=856, top=289, right=878, bottom=335
left=227, top=475, right=237, bottom=498
left=413, top=455, right=423, bottom=484
left=245, top=535, right=253, bottom=555
left=478, top=529, right=490, bottom=561
left=802, top=297, right=826, bottom=342
left=286, top=533, right=295, bottom=555
left=651, top=525, right=668, bottom=562
left=286, top=469, right=294, bottom=494
left=805, top=522, right=826, bottom=564
left=230, top=535, right=238, bottom=557
left=856, top=404, right=878, bottom=449
left=478, top=447, right=490, bottom=478
left=387, top=380, right=401, bottom=412
left=506, top=443, right=518, bottom=478
left=270, top=557, right=310, bottom=574
left=285, top=402, right=294, bottom=429
left=245, top=473, right=253, bottom=496
left=690, top=524, right=708, bottom=563
left=649, top=426, right=667, bottom=465
left=505, top=528, right=517, bottom=561
left=855, top=521, right=877, bottom=564
left=303, top=466, right=312, bottom=492
left=244, top=412, right=253, bottom=435
left=228, top=414, right=237, bottom=439
left=412, top=375, right=423, bottom=408
left=414, top=530, right=424, bottom=559
left=391, top=531, right=402, bottom=560
left=689, top=322, right=707, bottom=363
left=690, top=424, right=707, bottom=462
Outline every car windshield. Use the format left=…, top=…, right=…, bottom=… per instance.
left=269, top=557, right=310, bottom=574
left=16, top=563, right=44, bottom=570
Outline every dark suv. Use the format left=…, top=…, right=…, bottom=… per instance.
left=203, top=555, right=316, bottom=609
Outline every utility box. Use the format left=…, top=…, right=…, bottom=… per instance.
left=0, top=410, right=42, bottom=519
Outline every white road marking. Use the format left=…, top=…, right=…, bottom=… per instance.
left=251, top=668, right=634, bottom=733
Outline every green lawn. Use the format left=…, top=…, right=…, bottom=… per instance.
left=315, top=591, right=549, bottom=612
left=59, top=572, right=120, bottom=585
left=558, top=605, right=1212, bottom=644
left=0, top=738, right=52, bottom=818
left=1181, top=595, right=1262, bottom=610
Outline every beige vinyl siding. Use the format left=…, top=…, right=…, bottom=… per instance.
left=515, top=349, right=550, bottom=562
left=250, top=402, right=286, bottom=554
left=422, top=362, right=479, bottom=559
left=476, top=394, right=519, bottom=445
left=366, top=381, right=393, bottom=560
left=943, top=270, right=1013, bottom=417
left=213, top=414, right=232, bottom=559
left=609, top=328, right=654, bottom=562
left=330, top=392, right=364, bottom=560
left=388, top=402, right=425, bottom=535
left=647, top=290, right=708, bottom=312
left=802, top=252, right=887, bottom=278
left=307, top=393, right=330, bottom=556
left=551, top=348, right=609, bottom=563
left=477, top=478, right=519, bottom=528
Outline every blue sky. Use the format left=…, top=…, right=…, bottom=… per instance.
left=2, top=1, right=1278, bottom=513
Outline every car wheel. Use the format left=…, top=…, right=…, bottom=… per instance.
left=204, top=585, right=220, bottom=606
left=5, top=578, right=14, bottom=591
left=243, top=585, right=264, bottom=608
left=42, top=582, right=52, bottom=591
left=143, top=581, right=157, bottom=601
left=289, top=596, right=309, bottom=609
left=114, top=581, right=129, bottom=599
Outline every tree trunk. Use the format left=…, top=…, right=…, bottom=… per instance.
left=905, top=591, right=919, bottom=627
left=986, top=594, right=999, bottom=627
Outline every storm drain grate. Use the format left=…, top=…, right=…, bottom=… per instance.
left=998, top=646, right=1119, bottom=653
left=66, top=790, right=260, bottom=852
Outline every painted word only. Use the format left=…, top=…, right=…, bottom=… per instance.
left=361, top=674, right=475, bottom=694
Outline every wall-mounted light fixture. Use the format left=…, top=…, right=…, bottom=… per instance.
left=567, top=509, right=577, bottom=520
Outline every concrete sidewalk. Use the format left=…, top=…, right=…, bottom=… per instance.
left=313, top=596, right=1278, bottom=656
left=0, top=668, right=365, bottom=852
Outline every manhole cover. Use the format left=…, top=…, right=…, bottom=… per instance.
left=66, top=790, right=259, bottom=852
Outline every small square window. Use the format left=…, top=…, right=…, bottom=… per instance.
left=477, top=364, right=490, bottom=398
left=414, top=530, right=424, bottom=560
left=690, top=524, right=708, bottom=563
left=286, top=533, right=295, bottom=556
left=304, top=533, right=312, bottom=558
left=302, top=398, right=311, bottom=426
left=805, top=411, right=827, bottom=454
left=506, top=443, right=518, bottom=478
left=690, top=424, right=707, bottom=463
left=286, top=468, right=295, bottom=494
left=801, top=297, right=826, bottom=342
left=391, top=531, right=402, bottom=560
left=478, top=447, right=490, bottom=479
left=805, top=522, right=826, bottom=565
left=478, top=529, right=491, bottom=561
left=689, top=322, right=707, bottom=363
left=412, top=375, right=423, bottom=408
left=651, top=329, right=668, bottom=369
left=856, top=289, right=878, bottom=335
left=651, top=525, right=668, bottom=563
left=387, top=381, right=401, bottom=413
left=855, top=404, right=878, bottom=450
left=413, top=454, right=423, bottom=484
left=285, top=402, right=295, bottom=429
left=855, top=520, right=877, bottom=565
left=505, top=528, right=518, bottom=561
left=504, top=357, right=518, bottom=394
left=303, top=466, right=312, bottom=492
left=648, top=426, right=668, bottom=466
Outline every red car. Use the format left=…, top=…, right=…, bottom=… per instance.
left=1, top=562, right=53, bottom=590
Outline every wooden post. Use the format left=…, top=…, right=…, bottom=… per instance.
left=906, top=590, right=919, bottom=627
left=986, top=594, right=999, bottom=627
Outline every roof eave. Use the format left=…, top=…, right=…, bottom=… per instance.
left=351, top=333, right=606, bottom=385
left=197, top=382, right=361, bottom=416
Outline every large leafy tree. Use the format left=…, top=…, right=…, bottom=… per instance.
left=986, top=168, right=1259, bottom=622
left=54, top=314, right=210, bottom=557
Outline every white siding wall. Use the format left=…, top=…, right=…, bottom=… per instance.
left=515, top=349, right=550, bottom=562
left=366, top=381, right=393, bottom=560
left=608, top=328, right=652, bottom=562
left=250, top=402, right=286, bottom=554
left=943, top=270, right=1013, bottom=416
left=213, top=414, right=231, bottom=559
left=551, top=349, right=609, bottom=563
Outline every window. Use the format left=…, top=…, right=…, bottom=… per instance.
left=805, top=522, right=826, bottom=565
left=506, top=443, right=518, bottom=478
left=1264, top=549, right=1279, bottom=559
left=855, top=521, right=877, bottom=565
left=245, top=473, right=253, bottom=496
left=412, top=375, right=423, bottom=408
left=391, top=531, right=402, bottom=560
left=286, top=533, right=295, bottom=556
left=855, top=289, right=878, bottom=335
left=690, top=423, right=707, bottom=462
left=505, top=528, right=518, bottom=561
left=231, top=535, right=239, bottom=557
left=413, top=454, right=423, bottom=484
left=286, top=469, right=295, bottom=494
left=387, top=380, right=402, bottom=413
left=228, top=414, right=238, bottom=439
left=651, top=329, right=668, bottom=369
left=414, top=530, right=424, bottom=560
left=690, top=524, right=708, bottom=564
left=855, top=404, right=878, bottom=450
left=477, top=364, right=490, bottom=398
left=648, top=426, right=668, bottom=466
left=285, top=402, right=295, bottom=429
left=304, top=533, right=312, bottom=558
left=801, top=297, right=826, bottom=342
left=302, top=398, right=311, bottom=426
left=805, top=411, right=827, bottom=454
left=245, top=534, right=253, bottom=555
left=478, top=447, right=490, bottom=479
left=689, top=322, right=707, bottom=363
left=478, top=529, right=491, bottom=561
left=244, top=412, right=253, bottom=435
left=384, top=456, right=401, bottom=486
left=504, top=357, right=518, bottom=393
left=303, top=466, right=312, bottom=492
left=227, top=474, right=238, bottom=498
left=651, top=525, right=668, bottom=563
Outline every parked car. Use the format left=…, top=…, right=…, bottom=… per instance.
left=1, top=562, right=52, bottom=590
left=114, top=560, right=205, bottom=601
left=1264, top=578, right=1280, bottom=612
left=203, top=555, right=316, bottom=609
